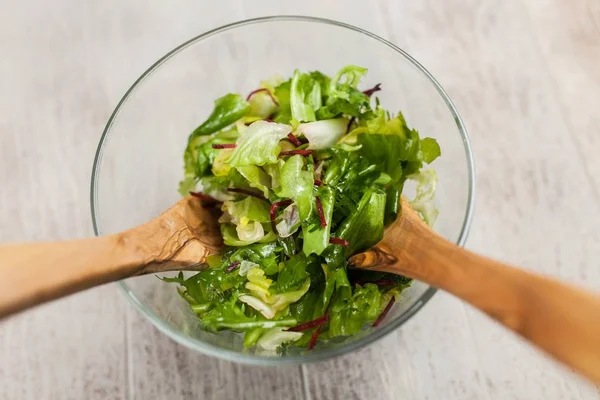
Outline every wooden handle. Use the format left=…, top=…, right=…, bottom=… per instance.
left=0, top=236, right=143, bottom=318
left=351, top=202, right=600, bottom=383
left=0, top=197, right=222, bottom=319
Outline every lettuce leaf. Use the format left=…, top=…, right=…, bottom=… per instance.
left=164, top=269, right=244, bottom=305
left=316, top=266, right=350, bottom=316
left=324, top=188, right=386, bottom=271
left=315, top=65, right=369, bottom=119
left=221, top=224, right=276, bottom=246
left=183, top=132, right=234, bottom=179
left=190, top=93, right=250, bottom=138
left=248, top=91, right=278, bottom=119
left=407, top=169, right=439, bottom=226
left=328, top=283, right=382, bottom=337
left=315, top=93, right=369, bottom=119
left=419, top=137, right=441, bottom=164
left=178, top=176, right=197, bottom=197
left=277, top=252, right=313, bottom=292
left=275, top=204, right=301, bottom=238
left=256, top=327, right=303, bottom=350
left=302, top=186, right=335, bottom=256
left=338, top=187, right=386, bottom=255
left=221, top=242, right=279, bottom=275
left=358, top=111, right=440, bottom=185
left=290, top=70, right=326, bottom=122
left=289, top=290, right=320, bottom=323
left=328, top=65, right=368, bottom=99
left=296, top=119, right=348, bottom=150
left=272, top=79, right=292, bottom=124
left=223, top=197, right=270, bottom=224
left=201, top=297, right=297, bottom=331
left=276, top=155, right=314, bottom=221
left=227, top=121, right=291, bottom=167
left=242, top=277, right=311, bottom=319
left=236, top=165, right=272, bottom=198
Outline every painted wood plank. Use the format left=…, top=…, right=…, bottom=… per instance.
left=521, top=0, right=600, bottom=200
left=0, top=1, right=133, bottom=398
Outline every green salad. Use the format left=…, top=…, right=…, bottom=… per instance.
left=165, top=65, right=440, bottom=352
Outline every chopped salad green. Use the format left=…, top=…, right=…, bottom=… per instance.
left=167, top=65, right=440, bottom=353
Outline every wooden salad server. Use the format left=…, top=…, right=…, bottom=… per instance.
left=1, top=195, right=600, bottom=383
left=349, top=198, right=600, bottom=384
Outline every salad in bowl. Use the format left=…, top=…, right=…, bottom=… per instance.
left=164, top=65, right=440, bottom=352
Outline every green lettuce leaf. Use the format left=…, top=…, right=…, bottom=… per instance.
left=315, top=65, right=369, bottom=119
left=316, top=267, right=350, bottom=316
left=227, top=242, right=279, bottom=275
left=365, top=107, right=407, bottom=135
left=323, top=188, right=386, bottom=271
left=227, top=121, right=291, bottom=167
left=190, top=93, right=250, bottom=138
left=296, top=119, right=348, bottom=150
left=384, top=186, right=401, bottom=225
left=328, top=65, right=368, bottom=100
left=289, top=290, right=320, bottom=323
left=336, top=188, right=386, bottom=255
left=358, top=114, right=439, bottom=186
left=223, top=197, right=270, bottom=224
left=276, top=155, right=314, bottom=221
left=256, top=327, right=303, bottom=350
left=201, top=296, right=297, bottom=331
left=419, top=137, right=441, bottom=164
left=241, top=277, right=310, bottom=319
left=315, top=93, right=369, bottom=119
left=248, top=91, right=278, bottom=119
left=272, top=80, right=292, bottom=124
left=302, top=186, right=335, bottom=256
left=178, top=176, right=197, bottom=197
left=243, top=327, right=264, bottom=348
left=328, top=283, right=381, bottom=337
left=277, top=253, right=314, bottom=292
left=290, top=70, right=326, bottom=122
left=359, top=135, right=404, bottom=183
left=183, top=134, right=228, bottom=178
left=165, top=269, right=245, bottom=305
left=236, top=165, right=272, bottom=198
left=407, top=169, right=438, bottom=226
left=221, top=224, right=277, bottom=246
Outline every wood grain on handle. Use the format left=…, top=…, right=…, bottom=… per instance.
left=0, top=236, right=139, bottom=318
left=0, top=197, right=222, bottom=319
left=351, top=199, right=600, bottom=383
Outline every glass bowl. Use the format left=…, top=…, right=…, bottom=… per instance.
left=90, top=16, right=475, bottom=364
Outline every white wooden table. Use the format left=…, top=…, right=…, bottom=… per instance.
left=1, top=1, right=600, bottom=398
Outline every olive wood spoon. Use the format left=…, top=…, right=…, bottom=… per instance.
left=0, top=196, right=224, bottom=319
left=1, top=195, right=600, bottom=384
left=350, top=197, right=600, bottom=384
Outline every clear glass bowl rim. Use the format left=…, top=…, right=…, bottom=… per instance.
left=90, top=15, right=476, bottom=365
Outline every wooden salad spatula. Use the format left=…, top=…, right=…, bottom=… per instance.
left=1, top=195, right=600, bottom=383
